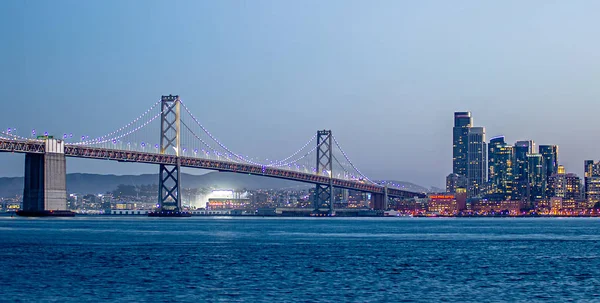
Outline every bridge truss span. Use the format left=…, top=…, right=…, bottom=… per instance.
left=0, top=137, right=424, bottom=199
left=62, top=144, right=413, bottom=196
left=1, top=95, right=427, bottom=214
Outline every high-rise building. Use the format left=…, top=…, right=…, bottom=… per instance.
left=584, top=160, right=600, bottom=207
left=467, top=127, right=486, bottom=198
left=539, top=145, right=558, bottom=198
left=564, top=173, right=582, bottom=201
left=487, top=136, right=513, bottom=201
left=548, top=165, right=566, bottom=198
left=526, top=154, right=545, bottom=203
left=446, top=173, right=467, bottom=194
left=513, top=140, right=534, bottom=200
left=453, top=112, right=472, bottom=178
left=548, top=165, right=581, bottom=201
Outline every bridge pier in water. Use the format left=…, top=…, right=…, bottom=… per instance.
left=22, top=139, right=68, bottom=213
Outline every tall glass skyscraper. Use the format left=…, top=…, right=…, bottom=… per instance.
left=453, top=112, right=472, bottom=178
left=539, top=145, right=558, bottom=198
left=487, top=136, right=513, bottom=201
left=513, top=140, right=534, bottom=200
left=527, top=153, right=546, bottom=203
left=584, top=160, right=600, bottom=207
left=467, top=127, right=486, bottom=198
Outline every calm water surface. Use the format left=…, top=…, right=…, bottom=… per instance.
left=1, top=216, right=599, bottom=302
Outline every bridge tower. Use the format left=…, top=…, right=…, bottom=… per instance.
left=158, top=95, right=182, bottom=213
left=313, top=130, right=334, bottom=215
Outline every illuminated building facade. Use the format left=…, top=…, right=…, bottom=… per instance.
left=527, top=153, right=545, bottom=202
left=584, top=160, right=600, bottom=207
left=453, top=112, right=472, bottom=178
left=471, top=200, right=524, bottom=214
left=446, top=173, right=467, bottom=194
left=513, top=140, right=534, bottom=200
left=548, top=166, right=581, bottom=201
left=564, top=174, right=582, bottom=201
left=428, top=194, right=459, bottom=214
left=539, top=145, right=558, bottom=197
left=467, top=127, right=486, bottom=198
left=206, top=198, right=251, bottom=210
left=487, top=136, right=513, bottom=201
left=455, top=188, right=467, bottom=211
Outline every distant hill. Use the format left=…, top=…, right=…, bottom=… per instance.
left=429, top=186, right=445, bottom=193
left=376, top=180, right=433, bottom=194
left=0, top=173, right=434, bottom=197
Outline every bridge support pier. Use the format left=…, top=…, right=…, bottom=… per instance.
left=384, top=185, right=389, bottom=210
left=372, top=193, right=386, bottom=211
left=22, top=139, right=67, bottom=212
left=313, top=130, right=335, bottom=215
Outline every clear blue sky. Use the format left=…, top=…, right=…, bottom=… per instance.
left=1, top=0, right=599, bottom=187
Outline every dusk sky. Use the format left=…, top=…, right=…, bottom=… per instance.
left=2, top=0, right=600, bottom=187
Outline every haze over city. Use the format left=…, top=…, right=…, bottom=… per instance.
left=2, top=0, right=600, bottom=187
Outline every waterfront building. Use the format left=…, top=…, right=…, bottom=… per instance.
left=539, top=145, right=558, bottom=197
left=487, top=136, right=513, bottom=201
left=453, top=112, right=472, bottom=178
left=206, top=198, right=251, bottom=210
left=455, top=188, right=467, bottom=211
left=471, top=200, right=524, bottom=215
left=467, top=127, right=486, bottom=198
left=428, top=194, right=460, bottom=214
left=446, top=173, right=467, bottom=194
left=393, top=198, right=427, bottom=213
left=513, top=140, right=535, bottom=200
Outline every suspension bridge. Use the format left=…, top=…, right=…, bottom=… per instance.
left=0, top=95, right=426, bottom=216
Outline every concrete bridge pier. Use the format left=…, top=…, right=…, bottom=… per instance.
left=22, top=139, right=67, bottom=211
left=371, top=185, right=389, bottom=211
left=371, top=193, right=384, bottom=210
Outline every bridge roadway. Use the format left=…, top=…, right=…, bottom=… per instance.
left=0, top=138, right=426, bottom=199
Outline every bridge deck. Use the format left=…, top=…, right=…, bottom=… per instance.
left=0, top=138, right=426, bottom=198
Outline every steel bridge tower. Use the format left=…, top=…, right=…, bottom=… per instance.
left=158, top=95, right=182, bottom=212
left=313, top=130, right=334, bottom=214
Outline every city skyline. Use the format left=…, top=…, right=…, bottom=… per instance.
left=3, top=1, right=600, bottom=188
left=449, top=110, right=600, bottom=210
left=4, top=2, right=600, bottom=302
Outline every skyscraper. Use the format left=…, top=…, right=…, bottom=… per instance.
left=584, top=160, right=600, bottom=207
left=487, top=136, right=513, bottom=201
left=549, top=166, right=582, bottom=201
left=548, top=165, right=566, bottom=198
left=564, top=173, right=582, bottom=201
left=526, top=153, right=546, bottom=203
left=539, top=145, right=558, bottom=198
left=513, top=140, right=534, bottom=200
left=467, top=127, right=486, bottom=198
left=453, top=112, right=472, bottom=178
